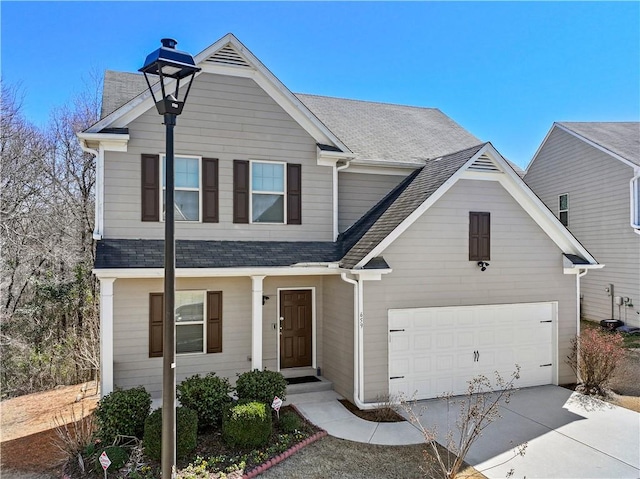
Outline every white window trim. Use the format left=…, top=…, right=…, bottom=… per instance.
left=175, top=290, right=207, bottom=355
left=558, top=193, right=569, bottom=226
left=631, top=173, right=640, bottom=232
left=250, top=159, right=287, bottom=224
left=160, top=154, right=203, bottom=223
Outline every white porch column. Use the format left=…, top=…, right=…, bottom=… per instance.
left=100, top=277, right=116, bottom=396
left=251, top=276, right=265, bottom=370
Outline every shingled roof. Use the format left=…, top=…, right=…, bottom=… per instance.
left=558, top=122, right=640, bottom=166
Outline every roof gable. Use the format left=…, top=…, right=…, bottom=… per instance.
left=87, top=34, right=349, bottom=152
left=341, top=142, right=598, bottom=269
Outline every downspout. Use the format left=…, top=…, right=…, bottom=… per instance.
left=334, top=161, right=352, bottom=241
left=340, top=272, right=389, bottom=410
left=576, top=268, right=589, bottom=383
left=80, top=141, right=103, bottom=239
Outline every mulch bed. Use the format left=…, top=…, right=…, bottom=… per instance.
left=338, top=399, right=406, bottom=422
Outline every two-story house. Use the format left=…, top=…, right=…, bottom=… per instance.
left=525, top=123, right=640, bottom=329
left=78, top=34, right=599, bottom=408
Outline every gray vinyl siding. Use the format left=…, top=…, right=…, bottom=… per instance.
left=338, top=172, right=407, bottom=233
left=112, top=277, right=252, bottom=398
left=103, top=73, right=333, bottom=241
left=525, top=128, right=640, bottom=327
left=361, top=179, right=577, bottom=401
left=321, top=275, right=355, bottom=399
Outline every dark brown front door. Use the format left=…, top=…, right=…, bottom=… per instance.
left=280, top=290, right=312, bottom=368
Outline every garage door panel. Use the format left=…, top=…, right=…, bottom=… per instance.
left=389, top=302, right=556, bottom=400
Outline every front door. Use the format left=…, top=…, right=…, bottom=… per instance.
left=280, top=289, right=312, bottom=369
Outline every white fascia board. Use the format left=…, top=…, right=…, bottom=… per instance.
left=77, top=132, right=129, bottom=152
left=317, top=148, right=355, bottom=167
left=350, top=269, right=392, bottom=281
left=92, top=265, right=342, bottom=279
left=353, top=146, right=488, bottom=269
left=343, top=164, right=420, bottom=176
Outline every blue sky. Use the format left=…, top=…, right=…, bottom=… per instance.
left=2, top=1, right=638, bottom=168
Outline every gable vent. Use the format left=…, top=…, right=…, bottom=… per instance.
left=468, top=154, right=501, bottom=173
left=205, top=45, right=252, bottom=68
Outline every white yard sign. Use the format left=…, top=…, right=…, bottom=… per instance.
left=271, top=396, right=283, bottom=418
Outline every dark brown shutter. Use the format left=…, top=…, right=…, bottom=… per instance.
left=207, top=291, right=223, bottom=353
left=202, top=158, right=219, bottom=223
left=469, top=212, right=490, bottom=261
left=149, top=293, right=164, bottom=357
left=141, top=154, right=160, bottom=222
left=233, top=160, right=250, bottom=223
left=287, top=163, right=302, bottom=225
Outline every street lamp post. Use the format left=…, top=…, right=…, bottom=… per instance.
left=139, top=39, right=200, bottom=479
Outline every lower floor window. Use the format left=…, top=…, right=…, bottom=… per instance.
left=175, top=291, right=205, bottom=354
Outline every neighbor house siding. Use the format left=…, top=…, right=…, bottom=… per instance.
left=525, top=128, right=640, bottom=327
left=321, top=275, right=355, bottom=399
left=361, top=179, right=577, bottom=401
left=112, top=277, right=252, bottom=398
left=103, top=73, right=333, bottom=241
left=338, top=171, right=407, bottom=233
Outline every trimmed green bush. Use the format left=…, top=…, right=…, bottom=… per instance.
left=235, top=369, right=287, bottom=405
left=223, top=401, right=272, bottom=448
left=278, top=411, right=302, bottom=433
left=94, top=445, right=129, bottom=473
left=95, top=386, right=151, bottom=444
left=177, top=372, right=233, bottom=429
left=143, top=407, right=198, bottom=461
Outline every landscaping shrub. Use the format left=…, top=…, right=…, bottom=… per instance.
left=177, top=372, right=233, bottom=429
left=95, top=386, right=151, bottom=444
left=143, top=407, right=198, bottom=461
left=222, top=401, right=272, bottom=448
left=94, top=445, right=129, bottom=473
left=568, top=328, right=626, bottom=396
left=235, top=369, right=287, bottom=405
left=278, top=411, right=302, bottom=433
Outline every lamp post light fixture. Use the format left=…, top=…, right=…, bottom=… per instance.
left=139, top=38, right=200, bottom=479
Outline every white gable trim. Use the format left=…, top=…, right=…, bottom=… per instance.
left=354, top=143, right=598, bottom=269
left=85, top=34, right=349, bottom=154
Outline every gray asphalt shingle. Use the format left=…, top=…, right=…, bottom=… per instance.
left=559, top=122, right=640, bottom=166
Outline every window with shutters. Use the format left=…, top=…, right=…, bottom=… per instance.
left=251, top=161, right=286, bottom=223
left=558, top=193, right=569, bottom=227
left=161, top=155, right=201, bottom=222
left=149, top=290, right=222, bottom=357
left=469, top=212, right=490, bottom=261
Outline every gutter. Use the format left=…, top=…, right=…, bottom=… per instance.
left=576, top=268, right=589, bottom=383
left=631, top=170, right=640, bottom=235
left=333, top=160, right=352, bottom=241
left=340, top=272, right=391, bottom=410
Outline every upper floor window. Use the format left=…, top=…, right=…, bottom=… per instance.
left=558, top=193, right=569, bottom=227
left=469, top=211, right=490, bottom=261
left=162, top=155, right=201, bottom=222
left=252, top=161, right=285, bottom=223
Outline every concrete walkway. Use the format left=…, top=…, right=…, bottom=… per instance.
left=288, top=385, right=640, bottom=479
left=285, top=390, right=424, bottom=445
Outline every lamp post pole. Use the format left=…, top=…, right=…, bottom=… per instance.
left=162, top=111, right=177, bottom=479
left=139, top=38, right=200, bottom=479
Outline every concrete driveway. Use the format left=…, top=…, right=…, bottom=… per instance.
left=406, top=385, right=640, bottom=479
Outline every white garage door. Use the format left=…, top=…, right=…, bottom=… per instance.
left=389, top=302, right=556, bottom=400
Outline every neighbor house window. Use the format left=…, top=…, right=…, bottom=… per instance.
left=558, top=194, right=569, bottom=227
left=162, top=155, right=201, bottom=221
left=469, top=212, right=490, bottom=261
left=632, top=176, right=640, bottom=229
left=251, top=161, right=285, bottom=223
left=149, top=290, right=222, bottom=357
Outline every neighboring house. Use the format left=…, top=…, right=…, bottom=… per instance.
left=525, top=123, right=640, bottom=329
left=78, top=34, right=599, bottom=407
